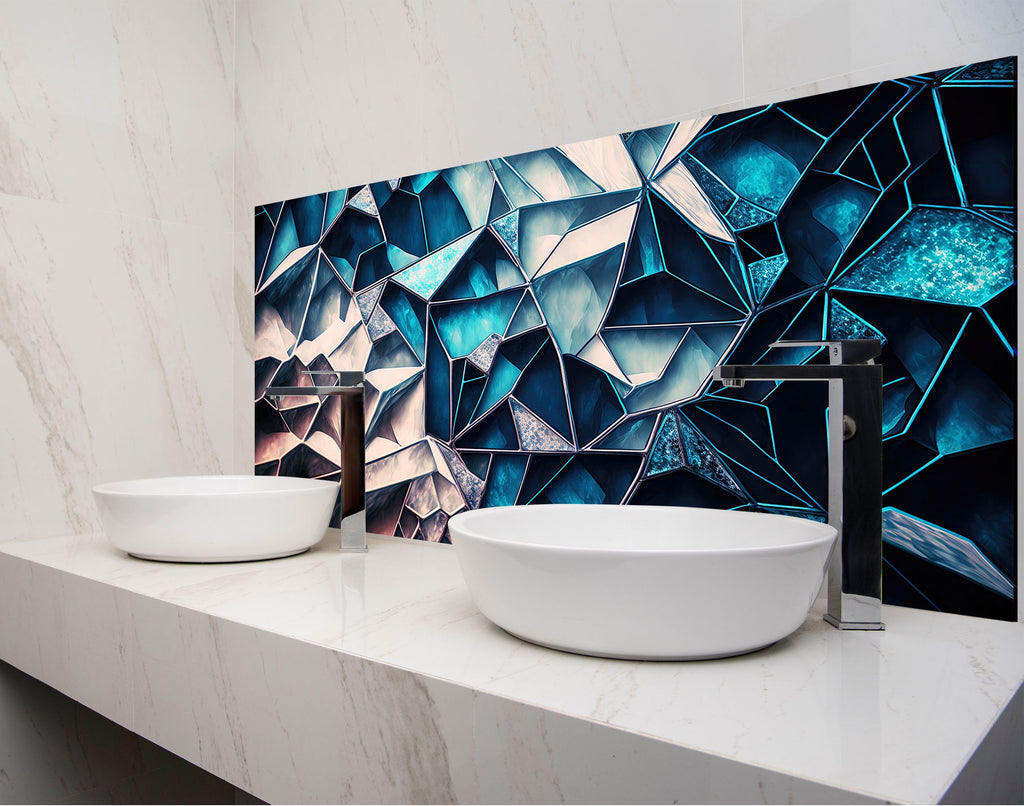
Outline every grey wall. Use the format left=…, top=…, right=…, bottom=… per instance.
left=0, top=661, right=239, bottom=804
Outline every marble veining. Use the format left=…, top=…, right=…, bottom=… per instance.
left=0, top=532, right=1020, bottom=803
left=1, top=0, right=236, bottom=543
left=0, top=197, right=234, bottom=540
left=0, top=0, right=233, bottom=227
left=0, top=212, right=96, bottom=536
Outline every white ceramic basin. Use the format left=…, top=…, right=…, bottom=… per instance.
left=93, top=475, right=338, bottom=562
left=448, top=504, right=837, bottom=661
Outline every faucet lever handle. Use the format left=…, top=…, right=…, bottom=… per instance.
left=768, top=339, right=881, bottom=365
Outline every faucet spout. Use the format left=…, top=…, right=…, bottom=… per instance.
left=715, top=363, right=877, bottom=383
left=713, top=339, right=885, bottom=631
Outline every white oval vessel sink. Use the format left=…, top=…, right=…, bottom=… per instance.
left=93, top=476, right=338, bottom=562
left=448, top=504, right=837, bottom=661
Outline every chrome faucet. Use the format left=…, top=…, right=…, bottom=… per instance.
left=713, top=339, right=884, bottom=630
left=265, top=371, right=367, bottom=553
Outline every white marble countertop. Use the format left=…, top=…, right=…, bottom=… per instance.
left=1, top=531, right=1022, bottom=804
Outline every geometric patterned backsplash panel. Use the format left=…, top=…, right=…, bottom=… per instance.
left=255, top=57, right=1016, bottom=621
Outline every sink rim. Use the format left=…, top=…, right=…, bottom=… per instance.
left=449, top=503, right=836, bottom=556
left=93, top=474, right=338, bottom=497
left=93, top=474, right=338, bottom=563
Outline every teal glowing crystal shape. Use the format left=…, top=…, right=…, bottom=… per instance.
left=837, top=207, right=1013, bottom=306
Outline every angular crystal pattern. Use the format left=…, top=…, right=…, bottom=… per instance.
left=883, top=508, right=1013, bottom=599
left=255, top=57, right=1016, bottom=621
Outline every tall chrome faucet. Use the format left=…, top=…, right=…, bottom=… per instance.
left=713, top=339, right=884, bottom=630
left=265, top=370, right=367, bottom=553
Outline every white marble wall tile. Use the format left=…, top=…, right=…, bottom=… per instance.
left=412, top=0, right=744, bottom=180
left=233, top=0, right=743, bottom=214
left=1, top=0, right=236, bottom=545
left=0, top=194, right=233, bottom=540
left=740, top=38, right=1023, bottom=110
left=741, top=0, right=1023, bottom=100
left=0, top=0, right=234, bottom=229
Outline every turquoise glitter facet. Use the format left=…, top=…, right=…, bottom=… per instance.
left=646, top=412, right=683, bottom=476
left=726, top=199, right=775, bottom=230
left=678, top=416, right=743, bottom=495
left=837, top=207, right=1013, bottom=306
left=491, top=210, right=520, bottom=260
left=749, top=254, right=788, bottom=301
left=828, top=299, right=885, bottom=343
left=348, top=185, right=378, bottom=216
left=395, top=229, right=479, bottom=300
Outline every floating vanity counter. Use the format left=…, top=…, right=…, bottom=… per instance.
left=0, top=532, right=1021, bottom=804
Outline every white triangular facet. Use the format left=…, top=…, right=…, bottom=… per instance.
left=651, top=161, right=734, bottom=243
